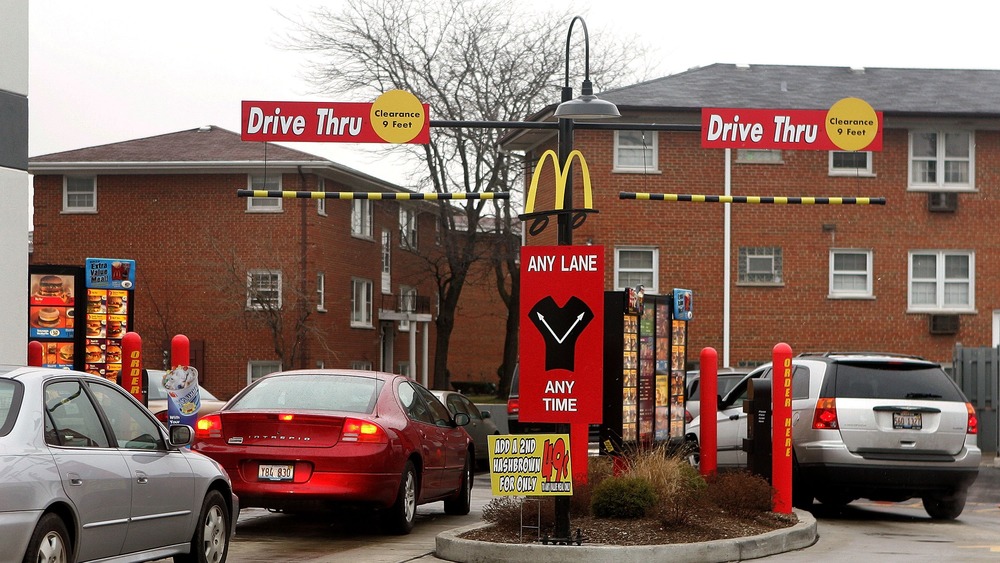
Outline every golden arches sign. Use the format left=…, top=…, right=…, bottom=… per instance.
left=520, top=150, right=596, bottom=236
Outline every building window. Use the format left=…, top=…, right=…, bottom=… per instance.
left=316, top=272, right=326, bottom=312
left=350, top=360, right=373, bottom=370
left=736, top=149, right=783, bottom=163
left=738, top=247, right=783, bottom=284
left=613, top=130, right=658, bottom=172
left=351, top=199, right=373, bottom=238
left=381, top=229, right=392, bottom=294
left=317, top=178, right=327, bottom=216
left=909, top=130, right=973, bottom=190
left=248, top=361, right=281, bottom=384
left=908, top=251, right=974, bottom=312
left=614, top=247, right=658, bottom=293
left=829, top=249, right=873, bottom=298
left=400, top=207, right=418, bottom=250
left=829, top=151, right=873, bottom=176
left=399, top=286, right=417, bottom=332
left=247, top=269, right=282, bottom=310
left=351, top=278, right=373, bottom=327
left=63, top=176, right=97, bottom=213
left=247, top=174, right=282, bottom=212
left=397, top=361, right=411, bottom=378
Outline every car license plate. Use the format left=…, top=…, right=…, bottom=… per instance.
left=892, top=411, right=922, bottom=430
left=258, top=464, right=294, bottom=481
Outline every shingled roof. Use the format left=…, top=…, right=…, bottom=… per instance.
left=599, top=64, right=1000, bottom=116
left=30, top=125, right=326, bottom=163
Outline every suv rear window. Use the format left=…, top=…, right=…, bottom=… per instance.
left=832, top=362, right=965, bottom=401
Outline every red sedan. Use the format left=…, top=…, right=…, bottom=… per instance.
left=191, top=369, right=473, bottom=534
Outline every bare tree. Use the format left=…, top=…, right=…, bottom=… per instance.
left=284, top=0, right=647, bottom=389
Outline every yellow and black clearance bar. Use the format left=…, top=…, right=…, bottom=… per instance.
left=237, top=190, right=509, bottom=200
left=620, top=192, right=886, bottom=205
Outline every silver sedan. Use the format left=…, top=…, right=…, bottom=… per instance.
left=0, top=366, right=237, bottom=563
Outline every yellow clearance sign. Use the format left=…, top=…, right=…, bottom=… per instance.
left=489, top=434, right=573, bottom=496
left=522, top=149, right=594, bottom=216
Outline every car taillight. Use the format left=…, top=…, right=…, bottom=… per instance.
left=812, top=398, right=839, bottom=429
left=966, top=403, right=978, bottom=435
left=684, top=409, right=693, bottom=424
left=341, top=418, right=387, bottom=443
left=507, top=398, right=519, bottom=415
left=155, top=411, right=169, bottom=424
left=195, top=413, right=223, bottom=439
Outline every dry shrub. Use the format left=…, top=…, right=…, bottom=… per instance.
left=704, top=470, right=775, bottom=518
left=481, top=496, right=555, bottom=535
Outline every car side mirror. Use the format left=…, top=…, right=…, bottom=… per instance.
left=480, top=410, right=492, bottom=419
left=169, top=424, right=194, bottom=447
left=453, top=412, right=471, bottom=426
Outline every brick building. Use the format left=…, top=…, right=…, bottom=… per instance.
left=29, top=125, right=487, bottom=398
left=504, top=64, right=1000, bottom=369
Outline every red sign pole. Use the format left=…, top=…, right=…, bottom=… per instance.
left=171, top=334, right=190, bottom=369
left=699, top=347, right=718, bottom=477
left=121, top=332, right=144, bottom=403
left=771, top=342, right=793, bottom=514
left=27, top=341, right=43, bottom=367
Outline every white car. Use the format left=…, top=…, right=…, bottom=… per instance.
left=686, top=353, right=980, bottom=518
left=0, top=366, right=237, bottom=562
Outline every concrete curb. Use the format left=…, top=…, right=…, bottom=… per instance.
left=435, top=508, right=817, bottom=563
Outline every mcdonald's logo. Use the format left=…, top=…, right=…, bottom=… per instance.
left=520, top=149, right=597, bottom=235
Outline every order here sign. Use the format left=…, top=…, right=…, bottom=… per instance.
left=518, top=245, right=604, bottom=424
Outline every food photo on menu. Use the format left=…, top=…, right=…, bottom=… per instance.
left=31, top=274, right=74, bottom=304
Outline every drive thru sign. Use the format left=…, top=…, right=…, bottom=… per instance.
left=519, top=245, right=604, bottom=424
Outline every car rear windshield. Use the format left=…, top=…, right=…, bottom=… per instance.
left=832, top=362, right=966, bottom=401
left=229, top=374, right=385, bottom=413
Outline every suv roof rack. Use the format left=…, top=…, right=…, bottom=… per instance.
left=796, top=351, right=927, bottom=360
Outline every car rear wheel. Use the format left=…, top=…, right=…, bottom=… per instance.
left=23, top=513, right=70, bottom=563
left=175, top=490, right=230, bottom=563
left=384, top=461, right=418, bottom=534
left=923, top=491, right=967, bottom=520
left=444, top=452, right=473, bottom=515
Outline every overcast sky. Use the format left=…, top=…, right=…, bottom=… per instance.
left=29, top=0, right=1000, bottom=189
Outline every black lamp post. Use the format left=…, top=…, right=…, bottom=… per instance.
left=552, top=16, right=620, bottom=247
left=550, top=16, right=619, bottom=542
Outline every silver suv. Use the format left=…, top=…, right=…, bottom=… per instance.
left=686, top=352, right=981, bottom=519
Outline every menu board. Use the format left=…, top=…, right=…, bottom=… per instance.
left=638, top=304, right=656, bottom=443
left=29, top=271, right=79, bottom=369
left=654, top=302, right=671, bottom=441
left=670, top=320, right=687, bottom=436
left=83, top=288, right=128, bottom=382
left=621, top=312, right=638, bottom=442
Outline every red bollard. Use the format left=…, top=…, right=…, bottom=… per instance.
left=171, top=334, right=190, bottom=368
left=699, top=347, right=718, bottom=478
left=772, top=343, right=793, bottom=514
left=122, top=332, right=144, bottom=403
left=28, top=341, right=44, bottom=367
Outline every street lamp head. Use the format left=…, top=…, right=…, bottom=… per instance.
left=554, top=79, right=621, bottom=119
left=554, top=17, right=620, bottom=120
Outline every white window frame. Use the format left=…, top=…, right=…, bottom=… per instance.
left=908, top=250, right=975, bottom=313
left=613, top=130, right=659, bottom=173
left=350, top=360, right=373, bottom=370
left=397, top=361, right=411, bottom=378
left=400, top=207, right=418, bottom=250
left=351, top=278, right=374, bottom=328
left=351, top=199, right=373, bottom=238
left=246, top=269, right=282, bottom=310
left=738, top=247, right=783, bottom=285
left=247, top=174, right=283, bottom=212
left=908, top=130, right=975, bottom=191
left=381, top=229, right=392, bottom=294
left=736, top=149, right=783, bottom=164
left=829, top=249, right=873, bottom=298
left=399, top=285, right=417, bottom=332
left=317, top=178, right=327, bottom=216
left=248, top=361, right=281, bottom=385
left=614, top=247, right=659, bottom=294
left=316, top=272, right=326, bottom=312
left=828, top=151, right=874, bottom=176
left=63, top=176, right=97, bottom=213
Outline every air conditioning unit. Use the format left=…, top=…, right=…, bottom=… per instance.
left=929, top=314, right=959, bottom=335
left=928, top=192, right=958, bottom=213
